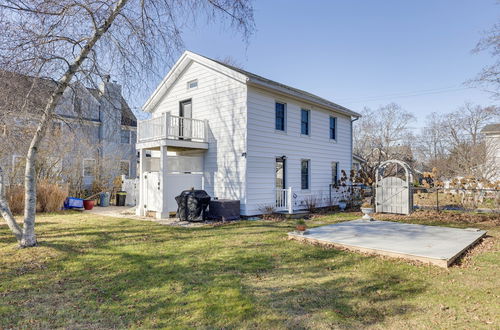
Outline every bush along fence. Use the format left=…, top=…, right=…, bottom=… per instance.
left=412, top=168, right=500, bottom=213
left=413, top=187, right=500, bottom=212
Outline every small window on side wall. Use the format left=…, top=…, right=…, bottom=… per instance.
left=187, top=79, right=198, bottom=89
left=329, top=116, right=337, bottom=140
left=301, top=159, right=310, bottom=190
left=275, top=102, right=286, bottom=131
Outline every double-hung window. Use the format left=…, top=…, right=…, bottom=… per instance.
left=301, top=109, right=310, bottom=135
left=301, top=159, right=310, bottom=190
left=329, top=116, right=337, bottom=140
left=120, top=160, right=130, bottom=178
left=121, top=129, right=130, bottom=144
left=275, top=102, right=286, bottom=131
left=83, top=159, right=96, bottom=177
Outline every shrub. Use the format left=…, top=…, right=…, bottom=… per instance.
left=258, top=204, right=276, bottom=215
left=303, top=195, right=317, bottom=213
left=37, top=180, right=68, bottom=212
left=6, top=185, right=24, bottom=215
left=6, top=181, right=68, bottom=214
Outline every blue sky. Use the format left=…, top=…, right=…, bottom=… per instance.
left=147, top=0, right=499, bottom=129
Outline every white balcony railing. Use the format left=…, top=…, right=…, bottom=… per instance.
left=138, top=112, right=208, bottom=143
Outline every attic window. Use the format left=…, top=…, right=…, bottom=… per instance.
left=187, top=79, right=198, bottom=89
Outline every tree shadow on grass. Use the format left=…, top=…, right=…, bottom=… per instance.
left=1, top=218, right=428, bottom=328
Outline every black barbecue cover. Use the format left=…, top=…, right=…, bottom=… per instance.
left=175, top=190, right=211, bottom=221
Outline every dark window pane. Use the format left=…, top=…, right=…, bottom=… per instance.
left=301, top=160, right=309, bottom=190
left=301, top=109, right=309, bottom=135
left=275, top=102, right=285, bottom=131
left=121, top=129, right=130, bottom=143
left=332, top=162, right=338, bottom=185
left=330, top=117, right=336, bottom=140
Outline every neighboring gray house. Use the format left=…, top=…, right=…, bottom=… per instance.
left=0, top=71, right=137, bottom=192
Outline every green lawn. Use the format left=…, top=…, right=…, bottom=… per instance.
left=0, top=212, right=498, bottom=329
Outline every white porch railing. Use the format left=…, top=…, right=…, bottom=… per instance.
left=137, top=112, right=208, bottom=143
left=276, top=187, right=293, bottom=213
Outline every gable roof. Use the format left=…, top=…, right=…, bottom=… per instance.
left=143, top=51, right=361, bottom=118
left=481, top=123, right=500, bottom=134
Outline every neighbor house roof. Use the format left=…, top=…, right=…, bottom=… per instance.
left=0, top=70, right=136, bottom=127
left=481, top=123, right=500, bottom=134
left=143, top=51, right=361, bottom=118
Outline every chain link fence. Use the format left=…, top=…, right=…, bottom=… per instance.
left=413, top=187, right=500, bottom=212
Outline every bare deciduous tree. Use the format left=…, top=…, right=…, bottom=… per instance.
left=354, top=103, right=416, bottom=176
left=472, top=20, right=500, bottom=99
left=0, top=0, right=254, bottom=247
left=416, top=103, right=499, bottom=180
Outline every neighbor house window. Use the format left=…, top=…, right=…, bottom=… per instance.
left=120, top=129, right=130, bottom=144
left=120, top=160, right=130, bottom=178
left=329, top=116, right=337, bottom=140
left=301, top=159, right=310, bottom=190
left=187, top=79, right=198, bottom=89
left=301, top=109, right=310, bottom=135
left=83, top=159, right=96, bottom=177
left=12, top=155, right=25, bottom=171
left=275, top=102, right=286, bottom=131
left=331, top=162, right=339, bottom=186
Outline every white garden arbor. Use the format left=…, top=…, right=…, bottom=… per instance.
left=375, top=160, right=413, bottom=215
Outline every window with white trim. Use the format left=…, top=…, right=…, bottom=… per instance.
left=120, top=129, right=130, bottom=144
left=275, top=102, right=286, bottom=131
left=120, top=160, right=130, bottom=178
left=301, top=109, right=310, bottom=135
left=329, top=116, right=337, bottom=140
left=187, top=79, right=198, bottom=89
left=12, top=155, right=25, bottom=171
left=83, top=159, right=96, bottom=177
left=331, top=161, right=339, bottom=186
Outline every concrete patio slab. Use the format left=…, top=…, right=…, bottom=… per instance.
left=288, top=219, right=487, bottom=267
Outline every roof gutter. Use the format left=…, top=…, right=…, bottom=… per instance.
left=247, top=79, right=361, bottom=118
left=350, top=116, right=360, bottom=171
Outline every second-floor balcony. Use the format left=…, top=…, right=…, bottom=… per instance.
left=137, top=112, right=208, bottom=149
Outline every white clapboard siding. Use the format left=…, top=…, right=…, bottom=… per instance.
left=245, top=86, right=352, bottom=215
left=151, top=61, right=248, bottom=205
left=146, top=55, right=355, bottom=216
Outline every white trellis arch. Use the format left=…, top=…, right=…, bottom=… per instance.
left=375, top=160, right=413, bottom=215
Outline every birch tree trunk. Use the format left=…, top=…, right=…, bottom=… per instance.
left=0, top=0, right=254, bottom=247
left=0, top=166, right=22, bottom=242
left=18, top=0, right=129, bottom=247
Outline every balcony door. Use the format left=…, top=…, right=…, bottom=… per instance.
left=179, top=99, right=192, bottom=140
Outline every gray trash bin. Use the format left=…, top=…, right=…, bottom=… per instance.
left=100, top=192, right=110, bottom=207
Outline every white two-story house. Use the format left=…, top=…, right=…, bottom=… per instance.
left=136, top=51, right=361, bottom=218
